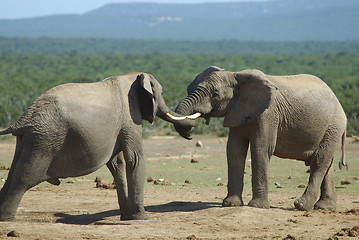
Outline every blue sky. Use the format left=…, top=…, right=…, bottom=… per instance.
left=0, top=0, right=268, bottom=19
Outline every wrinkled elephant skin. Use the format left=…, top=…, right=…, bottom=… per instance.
left=0, top=72, right=193, bottom=221
left=174, top=66, right=347, bottom=211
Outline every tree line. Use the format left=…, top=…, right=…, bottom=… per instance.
left=0, top=52, right=358, bottom=136
left=1, top=38, right=359, bottom=55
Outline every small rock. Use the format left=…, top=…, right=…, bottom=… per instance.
left=66, top=180, right=76, bottom=184
left=283, top=234, right=296, bottom=240
left=96, top=182, right=116, bottom=189
left=94, top=177, right=102, bottom=183
left=349, top=229, right=358, bottom=237
left=186, top=235, right=197, bottom=240
left=7, top=230, right=19, bottom=237
left=288, top=176, right=292, bottom=179
left=216, top=178, right=221, bottom=181
left=184, top=179, right=192, bottom=184
left=346, top=208, right=359, bottom=215
left=191, top=158, right=199, bottom=163
left=147, top=176, right=154, bottom=182
left=195, top=141, right=203, bottom=147
left=154, top=179, right=172, bottom=186
left=275, top=182, right=282, bottom=188
left=0, top=164, right=8, bottom=170
left=217, top=182, right=225, bottom=186
left=287, top=218, right=298, bottom=224
left=341, top=180, right=352, bottom=185
left=298, top=184, right=306, bottom=188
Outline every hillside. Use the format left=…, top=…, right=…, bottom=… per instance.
left=0, top=0, right=358, bottom=40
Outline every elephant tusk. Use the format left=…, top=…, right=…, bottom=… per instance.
left=186, top=112, right=201, bottom=119
left=166, top=113, right=187, bottom=121
left=165, top=112, right=202, bottom=121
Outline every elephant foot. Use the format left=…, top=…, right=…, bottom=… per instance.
left=314, top=197, right=336, bottom=210
left=121, top=211, right=148, bottom=221
left=248, top=198, right=270, bottom=209
left=294, top=196, right=316, bottom=211
left=222, top=195, right=244, bottom=207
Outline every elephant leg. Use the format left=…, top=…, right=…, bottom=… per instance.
left=247, top=124, right=276, bottom=209
left=106, top=151, right=130, bottom=218
left=0, top=136, right=23, bottom=205
left=120, top=132, right=147, bottom=220
left=294, top=141, right=336, bottom=211
left=248, top=146, right=271, bottom=209
left=314, top=158, right=337, bottom=210
left=223, top=129, right=249, bottom=207
left=0, top=147, right=48, bottom=221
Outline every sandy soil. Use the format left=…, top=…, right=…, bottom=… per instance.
left=0, top=136, right=358, bottom=240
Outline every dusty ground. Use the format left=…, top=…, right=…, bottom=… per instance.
left=0, top=135, right=358, bottom=239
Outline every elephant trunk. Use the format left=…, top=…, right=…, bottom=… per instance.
left=175, top=96, right=194, bottom=116
left=175, top=88, right=206, bottom=116
left=173, top=92, right=203, bottom=139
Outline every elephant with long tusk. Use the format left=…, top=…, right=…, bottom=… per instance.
left=173, top=66, right=347, bottom=211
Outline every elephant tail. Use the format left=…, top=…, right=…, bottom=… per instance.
left=338, top=130, right=348, bottom=171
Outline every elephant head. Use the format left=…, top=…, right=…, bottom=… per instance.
left=173, top=66, right=277, bottom=138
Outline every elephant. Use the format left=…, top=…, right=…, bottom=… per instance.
left=171, top=66, right=347, bottom=211
left=0, top=72, right=194, bottom=221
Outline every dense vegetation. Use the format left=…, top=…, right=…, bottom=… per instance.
left=1, top=38, right=359, bottom=55
left=0, top=52, right=358, bottom=136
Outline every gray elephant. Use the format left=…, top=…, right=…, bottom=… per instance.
left=0, top=72, right=193, bottom=221
left=172, top=66, right=347, bottom=211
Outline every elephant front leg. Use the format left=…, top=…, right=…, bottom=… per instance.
left=248, top=138, right=274, bottom=209
left=222, top=131, right=249, bottom=207
left=121, top=136, right=148, bottom=220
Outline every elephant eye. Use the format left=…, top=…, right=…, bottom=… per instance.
left=212, top=91, right=220, bottom=99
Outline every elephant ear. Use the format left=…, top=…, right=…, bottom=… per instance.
left=187, top=66, right=224, bottom=94
left=223, top=70, right=278, bottom=127
left=137, top=73, right=155, bottom=124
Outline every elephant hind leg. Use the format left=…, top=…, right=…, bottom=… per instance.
left=0, top=136, right=23, bottom=203
left=106, top=151, right=129, bottom=218
left=294, top=139, right=338, bottom=211
left=0, top=147, right=49, bottom=221
left=314, top=158, right=337, bottom=210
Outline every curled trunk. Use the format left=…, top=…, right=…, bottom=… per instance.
left=173, top=94, right=201, bottom=139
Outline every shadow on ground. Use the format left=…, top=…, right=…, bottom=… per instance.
left=55, top=209, right=121, bottom=225
left=55, top=201, right=221, bottom=225
left=145, top=201, right=221, bottom=212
